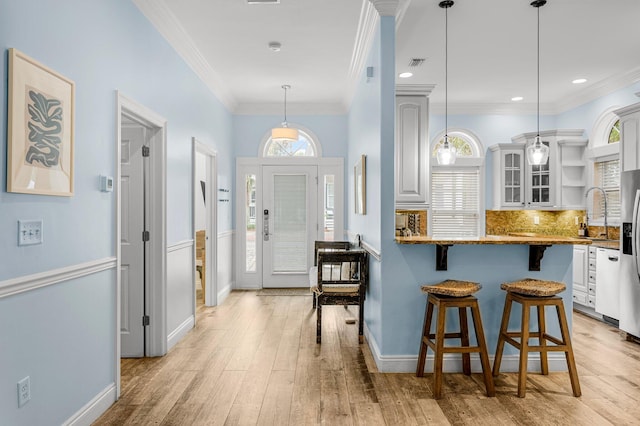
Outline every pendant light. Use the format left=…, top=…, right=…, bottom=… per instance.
left=526, top=0, right=550, bottom=166
left=436, top=0, right=456, bottom=165
left=271, top=84, right=299, bottom=141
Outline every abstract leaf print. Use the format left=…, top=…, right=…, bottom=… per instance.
left=25, top=89, right=63, bottom=168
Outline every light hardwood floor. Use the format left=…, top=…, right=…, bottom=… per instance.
left=94, top=291, right=640, bottom=425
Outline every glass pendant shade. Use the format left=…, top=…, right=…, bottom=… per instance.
left=436, top=137, right=457, bottom=165
left=526, top=135, right=549, bottom=165
left=271, top=125, right=298, bottom=141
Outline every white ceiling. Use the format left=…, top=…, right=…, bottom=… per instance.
left=134, top=0, right=640, bottom=116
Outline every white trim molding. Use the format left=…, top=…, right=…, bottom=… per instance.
left=167, top=315, right=195, bottom=350
left=369, top=0, right=399, bottom=16
left=63, top=384, right=116, bottom=426
left=168, top=240, right=194, bottom=252
left=364, top=323, right=571, bottom=373
left=131, top=0, right=236, bottom=111
left=0, top=257, right=116, bottom=299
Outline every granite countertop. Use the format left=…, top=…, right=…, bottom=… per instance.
left=395, top=233, right=591, bottom=245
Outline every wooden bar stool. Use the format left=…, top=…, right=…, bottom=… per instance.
left=492, top=278, right=581, bottom=398
left=416, top=280, right=495, bottom=399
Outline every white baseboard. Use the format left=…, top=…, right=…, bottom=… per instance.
left=218, top=283, right=232, bottom=304
left=167, top=315, right=195, bottom=350
left=63, top=383, right=116, bottom=426
left=363, top=323, right=570, bottom=373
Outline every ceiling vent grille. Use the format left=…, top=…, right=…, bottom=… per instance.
left=247, top=0, right=280, bottom=4
left=408, top=58, right=426, bottom=67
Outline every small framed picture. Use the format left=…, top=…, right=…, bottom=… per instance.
left=7, top=48, right=75, bottom=196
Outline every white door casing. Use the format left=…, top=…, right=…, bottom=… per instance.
left=120, top=125, right=147, bottom=357
left=262, top=165, right=318, bottom=288
left=116, top=91, right=167, bottom=398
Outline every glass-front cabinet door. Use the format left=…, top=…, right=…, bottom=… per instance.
left=525, top=141, right=553, bottom=208
left=503, top=150, right=524, bottom=207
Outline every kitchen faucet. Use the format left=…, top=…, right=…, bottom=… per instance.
left=585, top=186, right=608, bottom=240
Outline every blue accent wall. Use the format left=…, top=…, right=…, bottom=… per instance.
left=0, top=0, right=233, bottom=422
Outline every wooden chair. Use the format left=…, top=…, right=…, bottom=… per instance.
left=310, top=241, right=351, bottom=309
left=315, top=248, right=368, bottom=344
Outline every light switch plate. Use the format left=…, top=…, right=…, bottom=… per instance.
left=18, top=220, right=43, bottom=246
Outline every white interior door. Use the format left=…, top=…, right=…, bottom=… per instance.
left=120, top=125, right=147, bottom=357
left=262, top=165, right=317, bottom=288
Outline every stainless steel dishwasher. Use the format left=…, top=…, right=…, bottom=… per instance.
left=595, top=247, right=620, bottom=325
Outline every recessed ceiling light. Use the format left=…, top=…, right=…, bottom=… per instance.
left=572, top=78, right=587, bottom=84
left=268, top=41, right=281, bottom=52
left=399, top=72, right=413, bottom=78
left=511, top=96, right=524, bottom=101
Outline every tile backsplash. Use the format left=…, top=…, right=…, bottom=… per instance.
left=486, top=210, right=589, bottom=237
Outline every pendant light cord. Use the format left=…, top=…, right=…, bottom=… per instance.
left=439, top=1, right=453, bottom=143
left=282, top=85, right=289, bottom=123
left=537, top=3, right=540, bottom=137
left=445, top=4, right=448, bottom=140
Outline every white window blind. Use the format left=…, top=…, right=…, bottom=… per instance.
left=593, top=159, right=620, bottom=221
left=431, top=169, right=480, bottom=238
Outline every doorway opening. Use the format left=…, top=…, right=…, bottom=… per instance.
left=193, top=138, right=217, bottom=309
left=116, top=92, right=167, bottom=397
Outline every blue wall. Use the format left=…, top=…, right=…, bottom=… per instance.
left=347, top=20, right=384, bottom=350
left=0, top=0, right=233, bottom=422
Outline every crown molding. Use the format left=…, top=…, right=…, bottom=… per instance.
left=430, top=102, right=554, bottom=116
left=234, top=102, right=347, bottom=116
left=132, top=0, right=237, bottom=111
left=343, top=0, right=379, bottom=111
left=554, top=66, right=640, bottom=114
left=396, top=84, right=436, bottom=96
left=369, top=0, right=399, bottom=16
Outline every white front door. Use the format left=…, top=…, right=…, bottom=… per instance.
left=262, top=165, right=318, bottom=288
left=120, top=125, right=148, bottom=357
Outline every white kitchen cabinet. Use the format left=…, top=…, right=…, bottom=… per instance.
left=491, top=129, right=587, bottom=210
left=572, top=245, right=588, bottom=306
left=395, top=85, right=434, bottom=210
left=490, top=141, right=554, bottom=209
left=595, top=247, right=620, bottom=320
left=490, top=144, right=526, bottom=209
left=615, top=102, right=640, bottom=172
left=587, top=246, right=597, bottom=309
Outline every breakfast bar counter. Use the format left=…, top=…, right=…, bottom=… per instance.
left=396, top=234, right=591, bottom=271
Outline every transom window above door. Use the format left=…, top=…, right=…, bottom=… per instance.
left=263, top=130, right=318, bottom=157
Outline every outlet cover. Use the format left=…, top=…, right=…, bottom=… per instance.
left=18, top=220, right=43, bottom=246
left=18, top=376, right=30, bottom=408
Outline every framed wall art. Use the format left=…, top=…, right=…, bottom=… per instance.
left=354, top=154, right=366, bottom=215
left=7, top=48, right=75, bottom=196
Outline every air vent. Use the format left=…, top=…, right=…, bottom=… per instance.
left=408, top=58, right=426, bottom=67
left=247, top=0, right=280, bottom=4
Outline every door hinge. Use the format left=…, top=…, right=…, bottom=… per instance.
left=142, top=146, right=150, bottom=157
left=142, top=315, right=150, bottom=326
left=142, top=230, right=150, bottom=241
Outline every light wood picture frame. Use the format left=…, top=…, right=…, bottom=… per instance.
left=7, top=48, right=75, bottom=196
left=354, top=154, right=366, bottom=215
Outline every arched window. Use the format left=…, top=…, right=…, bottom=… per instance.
left=590, top=110, right=621, bottom=224
left=431, top=132, right=479, bottom=158
left=261, top=128, right=320, bottom=157
left=608, top=119, right=620, bottom=144
left=430, top=129, right=485, bottom=238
